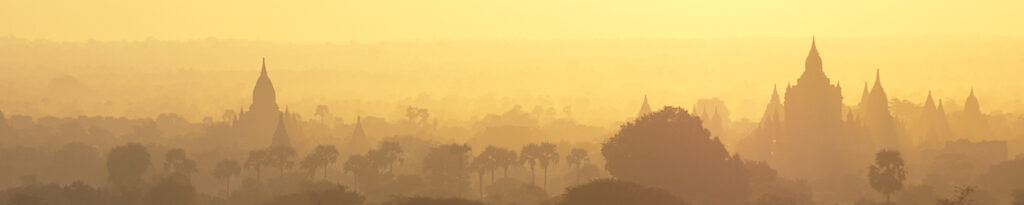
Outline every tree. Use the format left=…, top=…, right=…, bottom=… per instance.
left=266, top=146, right=296, bottom=177
left=107, top=143, right=151, bottom=189
left=471, top=152, right=496, bottom=199
left=520, top=143, right=541, bottom=185
left=301, top=154, right=320, bottom=179
left=602, top=107, right=749, bottom=203
left=478, top=146, right=504, bottom=183
left=566, top=148, right=590, bottom=184
left=937, top=186, right=975, bottom=205
left=344, top=154, right=372, bottom=192
left=164, top=148, right=198, bottom=179
left=213, top=160, right=242, bottom=197
left=559, top=178, right=688, bottom=205
left=537, top=142, right=559, bottom=190
left=492, top=147, right=519, bottom=179
left=302, top=145, right=340, bottom=179
left=868, top=149, right=907, bottom=204
left=314, top=105, right=331, bottom=122
left=377, top=141, right=405, bottom=173
left=53, top=142, right=103, bottom=184
left=245, top=149, right=269, bottom=183
left=366, top=141, right=404, bottom=175
left=422, top=143, right=473, bottom=198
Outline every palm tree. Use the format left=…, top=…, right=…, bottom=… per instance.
left=537, top=142, right=559, bottom=190
left=303, top=145, right=340, bottom=179
left=479, top=146, right=504, bottom=183
left=494, top=147, right=518, bottom=179
left=377, top=141, right=404, bottom=173
left=213, top=160, right=241, bottom=197
left=470, top=154, right=494, bottom=200
left=164, top=148, right=198, bottom=179
left=267, top=146, right=296, bottom=177
left=520, top=143, right=541, bottom=185
left=244, top=149, right=268, bottom=183
left=343, top=154, right=371, bottom=192
left=566, top=148, right=590, bottom=184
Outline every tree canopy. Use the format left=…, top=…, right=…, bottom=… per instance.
left=602, top=106, right=749, bottom=203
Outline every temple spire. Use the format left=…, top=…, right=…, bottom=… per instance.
left=872, top=69, right=885, bottom=95
left=924, top=91, right=935, bottom=109
left=271, top=113, right=291, bottom=148
left=875, top=69, right=881, bottom=84
left=251, top=58, right=279, bottom=112
left=937, top=100, right=945, bottom=113
left=809, top=36, right=818, bottom=56
left=352, top=115, right=366, bottom=140
left=965, top=87, right=980, bottom=114
left=638, top=95, right=653, bottom=117
left=802, top=37, right=824, bottom=77
left=859, top=82, right=870, bottom=109
left=770, top=84, right=781, bottom=104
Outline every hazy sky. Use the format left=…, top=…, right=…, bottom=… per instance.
left=3, top=0, right=1023, bottom=42
left=2, top=0, right=1023, bottom=124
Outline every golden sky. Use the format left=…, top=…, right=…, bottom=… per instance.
left=3, top=0, right=1023, bottom=42
left=1, top=0, right=1023, bottom=125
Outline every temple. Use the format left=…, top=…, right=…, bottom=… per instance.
left=637, top=95, right=652, bottom=117
left=234, top=58, right=302, bottom=149
left=775, top=38, right=849, bottom=179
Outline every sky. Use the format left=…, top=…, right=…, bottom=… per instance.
left=1, top=0, right=1023, bottom=124
left=3, top=0, right=1023, bottom=42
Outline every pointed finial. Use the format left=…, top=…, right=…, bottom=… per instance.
left=261, top=57, right=267, bottom=75
left=875, top=69, right=881, bottom=82
left=809, top=36, right=818, bottom=55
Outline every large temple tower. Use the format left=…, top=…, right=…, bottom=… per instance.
left=776, top=38, right=847, bottom=179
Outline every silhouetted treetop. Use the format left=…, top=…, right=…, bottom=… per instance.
left=107, top=143, right=151, bottom=189
left=603, top=106, right=749, bottom=203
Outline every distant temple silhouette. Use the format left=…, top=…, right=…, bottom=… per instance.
left=916, top=91, right=952, bottom=148
left=862, top=70, right=902, bottom=150
left=234, top=58, right=301, bottom=149
left=637, top=95, right=652, bottom=117
left=737, top=38, right=886, bottom=180
left=271, top=114, right=292, bottom=148
left=955, top=88, right=991, bottom=140
left=774, top=38, right=849, bottom=179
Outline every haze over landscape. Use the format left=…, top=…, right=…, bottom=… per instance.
left=2, top=0, right=1024, bottom=205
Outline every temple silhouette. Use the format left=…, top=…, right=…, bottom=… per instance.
left=233, top=58, right=302, bottom=149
